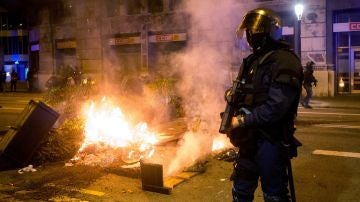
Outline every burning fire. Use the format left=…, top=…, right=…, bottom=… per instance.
left=212, top=134, right=232, bottom=151
left=71, top=96, right=232, bottom=171
left=77, top=97, right=158, bottom=164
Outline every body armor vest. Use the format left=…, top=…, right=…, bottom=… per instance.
left=238, top=51, right=275, bottom=108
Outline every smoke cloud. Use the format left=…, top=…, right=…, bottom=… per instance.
left=65, top=0, right=257, bottom=174
left=166, top=0, right=255, bottom=175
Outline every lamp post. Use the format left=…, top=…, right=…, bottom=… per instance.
left=294, top=3, right=304, bottom=59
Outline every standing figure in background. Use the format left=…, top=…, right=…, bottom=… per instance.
left=0, top=69, right=6, bottom=92
left=10, top=70, right=18, bottom=92
left=27, top=69, right=34, bottom=92
left=301, top=61, right=317, bottom=108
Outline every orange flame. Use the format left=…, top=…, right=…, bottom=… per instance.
left=80, top=97, right=158, bottom=162
left=211, top=135, right=232, bottom=152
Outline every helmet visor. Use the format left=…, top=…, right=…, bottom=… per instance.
left=236, top=12, right=276, bottom=39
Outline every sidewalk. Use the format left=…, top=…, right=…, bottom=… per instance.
left=310, top=94, right=360, bottom=109
left=1, top=81, right=30, bottom=93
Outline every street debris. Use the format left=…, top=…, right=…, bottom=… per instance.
left=121, top=162, right=140, bottom=169
left=215, top=148, right=237, bottom=162
left=17, top=165, right=37, bottom=174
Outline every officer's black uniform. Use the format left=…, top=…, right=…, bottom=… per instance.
left=227, top=8, right=303, bottom=202
left=302, top=61, right=317, bottom=108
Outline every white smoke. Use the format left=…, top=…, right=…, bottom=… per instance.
left=167, top=0, right=256, bottom=175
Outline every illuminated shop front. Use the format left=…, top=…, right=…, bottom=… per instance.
left=0, top=12, right=29, bottom=81
left=108, top=34, right=142, bottom=75
left=148, top=32, right=187, bottom=75
left=333, top=10, right=360, bottom=93
left=55, top=39, right=78, bottom=74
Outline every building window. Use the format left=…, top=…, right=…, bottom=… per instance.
left=0, top=12, right=28, bottom=55
left=50, top=0, right=75, bottom=23
left=63, top=0, right=75, bottom=17
left=0, top=12, right=26, bottom=30
left=278, top=11, right=295, bottom=27
left=1, top=36, right=28, bottom=55
left=277, top=11, right=295, bottom=50
left=335, top=9, right=360, bottom=23
left=126, top=0, right=144, bottom=15
left=169, top=0, right=182, bottom=11
left=107, top=0, right=121, bottom=17
left=148, top=0, right=163, bottom=13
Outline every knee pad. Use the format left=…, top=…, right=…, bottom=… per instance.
left=263, top=193, right=290, bottom=202
left=232, top=188, right=254, bottom=202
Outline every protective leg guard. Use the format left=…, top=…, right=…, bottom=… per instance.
left=232, top=188, right=254, bottom=202
left=264, top=193, right=290, bottom=202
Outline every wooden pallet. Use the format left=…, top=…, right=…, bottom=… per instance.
left=164, top=171, right=199, bottom=189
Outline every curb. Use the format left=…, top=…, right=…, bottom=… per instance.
left=303, top=100, right=360, bottom=109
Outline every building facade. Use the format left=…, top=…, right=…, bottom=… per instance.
left=31, top=0, right=189, bottom=89
left=1, top=0, right=360, bottom=96
left=0, top=10, right=29, bottom=82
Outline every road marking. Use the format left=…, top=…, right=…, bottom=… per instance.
left=49, top=195, right=88, bottom=202
left=314, top=124, right=360, bottom=129
left=0, top=107, right=24, bottom=111
left=313, top=149, right=360, bottom=158
left=79, top=188, right=105, bottom=196
left=44, top=183, right=105, bottom=197
left=299, top=111, right=360, bottom=116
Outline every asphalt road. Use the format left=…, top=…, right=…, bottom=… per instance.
left=0, top=93, right=43, bottom=131
left=0, top=93, right=359, bottom=201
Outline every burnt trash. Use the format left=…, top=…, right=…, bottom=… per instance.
left=0, top=100, right=59, bottom=170
left=185, top=159, right=208, bottom=173
left=215, top=148, right=237, bottom=162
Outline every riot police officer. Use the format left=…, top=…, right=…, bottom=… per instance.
left=301, top=61, right=317, bottom=108
left=224, top=8, right=303, bottom=201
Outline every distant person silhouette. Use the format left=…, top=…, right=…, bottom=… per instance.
left=27, top=69, right=35, bottom=92
left=10, top=70, right=18, bottom=92
left=0, top=69, right=6, bottom=92
left=301, top=61, right=317, bottom=108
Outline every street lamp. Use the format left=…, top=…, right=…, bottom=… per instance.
left=294, top=4, right=304, bottom=21
left=294, top=3, right=304, bottom=59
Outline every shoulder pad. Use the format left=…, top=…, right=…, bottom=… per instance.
left=268, top=50, right=303, bottom=89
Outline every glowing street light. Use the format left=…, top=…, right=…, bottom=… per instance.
left=294, top=4, right=304, bottom=21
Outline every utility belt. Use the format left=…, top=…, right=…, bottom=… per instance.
left=228, top=120, right=301, bottom=158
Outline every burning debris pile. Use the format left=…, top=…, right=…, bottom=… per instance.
left=30, top=82, right=171, bottom=170
left=71, top=97, right=158, bottom=167
left=27, top=66, right=233, bottom=179
left=31, top=118, right=84, bottom=165
left=32, top=89, right=232, bottom=177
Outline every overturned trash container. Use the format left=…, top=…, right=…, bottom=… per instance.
left=0, top=100, right=59, bottom=170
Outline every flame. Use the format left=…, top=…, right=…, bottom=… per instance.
left=79, top=97, right=158, bottom=164
left=211, top=135, right=232, bottom=151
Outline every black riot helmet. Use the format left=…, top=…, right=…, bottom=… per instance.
left=236, top=8, right=282, bottom=51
